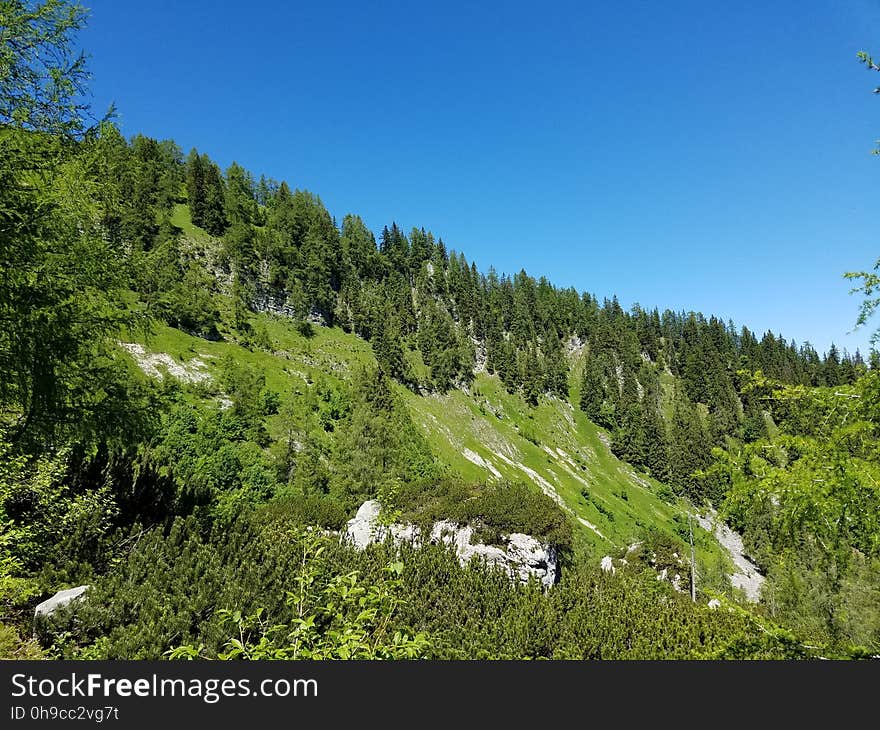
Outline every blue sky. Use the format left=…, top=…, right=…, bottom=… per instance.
left=80, top=0, right=880, bottom=355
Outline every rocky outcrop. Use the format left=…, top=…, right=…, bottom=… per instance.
left=34, top=586, right=89, bottom=619
left=344, top=500, right=558, bottom=588
left=251, top=285, right=327, bottom=327
left=252, top=289, right=299, bottom=320
left=119, top=343, right=211, bottom=383
left=345, top=500, right=383, bottom=548
left=696, top=510, right=765, bottom=603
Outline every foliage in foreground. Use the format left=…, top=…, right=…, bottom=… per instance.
left=705, top=371, right=880, bottom=653
left=40, top=514, right=820, bottom=661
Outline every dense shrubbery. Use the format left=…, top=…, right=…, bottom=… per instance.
left=41, top=515, right=813, bottom=660
left=256, top=493, right=349, bottom=530
left=395, top=480, right=572, bottom=553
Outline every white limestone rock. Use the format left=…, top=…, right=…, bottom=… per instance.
left=345, top=500, right=384, bottom=549
left=345, top=502, right=558, bottom=588
left=35, top=586, right=89, bottom=619
left=697, top=510, right=765, bottom=603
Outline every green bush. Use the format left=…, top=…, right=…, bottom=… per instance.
left=396, top=479, right=573, bottom=553
left=43, top=516, right=817, bottom=660
left=257, top=492, right=348, bottom=530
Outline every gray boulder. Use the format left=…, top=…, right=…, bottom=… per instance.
left=507, top=533, right=558, bottom=588
left=345, top=500, right=384, bottom=549
left=34, top=585, right=89, bottom=619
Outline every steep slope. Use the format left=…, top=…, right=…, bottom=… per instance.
left=117, top=202, right=743, bottom=587
left=123, top=312, right=731, bottom=573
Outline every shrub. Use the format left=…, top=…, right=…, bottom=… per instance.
left=43, top=514, right=820, bottom=660
left=396, top=480, right=572, bottom=552
left=257, top=492, right=348, bottom=530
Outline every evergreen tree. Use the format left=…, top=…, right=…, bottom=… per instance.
left=373, top=310, right=408, bottom=383
left=641, top=398, right=669, bottom=480
left=611, top=369, right=645, bottom=465
left=542, top=331, right=569, bottom=399
left=579, top=354, right=605, bottom=421
left=255, top=174, right=278, bottom=206
left=599, top=354, right=622, bottom=429
left=201, top=155, right=227, bottom=235
left=122, top=135, right=163, bottom=251
left=379, top=223, right=409, bottom=277
left=340, top=214, right=380, bottom=282
left=820, top=344, right=841, bottom=387
left=224, top=161, right=257, bottom=226
left=231, top=273, right=254, bottom=336
left=331, top=368, right=435, bottom=503
left=185, top=148, right=206, bottom=226
left=668, top=387, right=712, bottom=501
left=741, top=392, right=768, bottom=442
left=222, top=222, right=257, bottom=276
left=522, top=346, right=543, bottom=406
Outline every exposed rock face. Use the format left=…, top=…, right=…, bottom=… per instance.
left=34, top=586, right=89, bottom=619
left=252, top=290, right=298, bottom=319
left=344, top=500, right=558, bottom=588
left=251, top=287, right=327, bottom=326
left=119, top=343, right=211, bottom=383
left=696, top=510, right=765, bottom=603
left=471, top=336, right=488, bottom=374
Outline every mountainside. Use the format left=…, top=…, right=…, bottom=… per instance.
left=111, top=201, right=760, bottom=594
left=3, top=123, right=878, bottom=660
left=6, top=0, right=880, bottom=664
left=123, top=309, right=711, bottom=554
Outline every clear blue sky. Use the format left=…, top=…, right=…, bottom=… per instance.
left=80, top=0, right=880, bottom=355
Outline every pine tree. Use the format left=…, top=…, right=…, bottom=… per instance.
left=522, top=346, right=543, bottom=406
left=224, top=161, right=257, bottom=226
left=185, top=148, right=206, bottom=228
left=579, top=354, right=604, bottom=422
left=668, top=387, right=712, bottom=500
left=255, top=174, right=277, bottom=206
left=741, top=393, right=767, bottom=442
left=201, top=155, right=227, bottom=236
left=599, top=354, right=622, bottom=429
left=641, top=398, right=669, bottom=480
left=231, top=273, right=253, bottom=336
left=340, top=214, right=380, bottom=281
left=542, top=331, right=569, bottom=399
left=706, top=375, right=739, bottom=445
left=611, top=370, right=645, bottom=465
left=373, top=311, right=408, bottom=383
left=838, top=351, right=857, bottom=385
left=291, top=436, right=330, bottom=495
left=380, top=223, right=409, bottom=277
left=496, top=340, right=516, bottom=392
left=122, top=135, right=163, bottom=251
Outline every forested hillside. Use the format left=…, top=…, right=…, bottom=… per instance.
left=77, top=121, right=868, bottom=503
left=2, top=1, right=878, bottom=660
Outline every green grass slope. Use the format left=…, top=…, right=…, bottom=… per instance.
left=404, top=372, right=722, bottom=561
left=125, top=312, right=727, bottom=567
